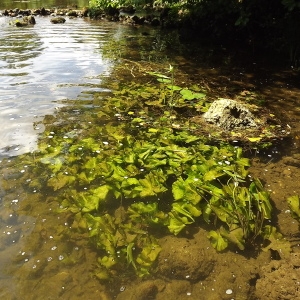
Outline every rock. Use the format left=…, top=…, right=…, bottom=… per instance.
left=50, top=17, right=66, bottom=24
left=255, top=253, right=300, bottom=299
left=23, top=15, right=36, bottom=24
left=203, top=98, right=257, bottom=131
left=15, top=21, right=28, bottom=27
left=82, top=7, right=89, bottom=17
left=40, top=7, right=47, bottom=16
left=157, top=236, right=216, bottom=281
left=120, top=5, right=136, bottom=14
left=131, top=15, right=145, bottom=25
left=151, top=18, right=160, bottom=26
left=66, top=10, right=78, bottom=17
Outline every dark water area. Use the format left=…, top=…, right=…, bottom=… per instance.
left=0, top=0, right=89, bottom=10
left=1, top=4, right=300, bottom=300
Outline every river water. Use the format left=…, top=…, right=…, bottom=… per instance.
left=0, top=15, right=113, bottom=157
left=1, top=5, right=300, bottom=300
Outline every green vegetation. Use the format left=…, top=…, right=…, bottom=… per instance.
left=15, top=64, right=288, bottom=280
left=88, top=0, right=300, bottom=65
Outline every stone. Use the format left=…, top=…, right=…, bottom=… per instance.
left=203, top=98, right=257, bottom=131
left=255, top=253, right=300, bottom=299
left=157, top=236, right=216, bottom=282
left=50, top=17, right=66, bottom=24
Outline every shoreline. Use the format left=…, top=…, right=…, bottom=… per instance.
left=0, top=6, right=164, bottom=27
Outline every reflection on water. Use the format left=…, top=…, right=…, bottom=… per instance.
left=1, top=7, right=300, bottom=300
left=0, top=16, right=113, bottom=157
left=0, top=0, right=89, bottom=10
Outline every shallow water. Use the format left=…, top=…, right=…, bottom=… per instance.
left=1, top=9, right=300, bottom=300
left=0, top=16, right=113, bottom=157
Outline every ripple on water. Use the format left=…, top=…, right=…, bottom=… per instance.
left=0, top=17, right=114, bottom=156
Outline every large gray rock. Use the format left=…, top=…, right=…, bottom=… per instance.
left=203, top=99, right=257, bottom=131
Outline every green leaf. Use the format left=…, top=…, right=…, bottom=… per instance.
left=126, top=242, right=137, bottom=270
left=172, top=177, right=201, bottom=204
left=250, top=179, right=272, bottom=219
left=180, top=88, right=206, bottom=100
left=139, top=173, right=167, bottom=197
left=172, top=202, right=195, bottom=222
left=287, top=195, right=300, bottom=219
left=220, top=226, right=245, bottom=250
left=167, top=213, right=185, bottom=235
left=207, top=230, right=228, bottom=251
left=100, top=255, right=117, bottom=269
left=93, top=185, right=111, bottom=202
left=47, top=173, right=76, bottom=191
left=248, top=137, right=262, bottom=142
left=262, top=225, right=291, bottom=259
left=203, top=168, right=225, bottom=181
left=167, top=85, right=182, bottom=91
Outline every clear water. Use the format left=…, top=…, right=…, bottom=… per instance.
left=0, top=16, right=113, bottom=157
left=1, top=6, right=300, bottom=300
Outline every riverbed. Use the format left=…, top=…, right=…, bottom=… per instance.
left=1, top=7, right=300, bottom=300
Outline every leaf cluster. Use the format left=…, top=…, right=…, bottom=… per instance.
left=20, top=66, right=284, bottom=279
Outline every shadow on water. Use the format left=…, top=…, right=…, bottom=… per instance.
left=0, top=10, right=300, bottom=300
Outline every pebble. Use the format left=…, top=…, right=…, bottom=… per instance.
left=226, top=289, right=233, bottom=295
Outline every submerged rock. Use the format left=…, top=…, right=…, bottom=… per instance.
left=23, top=15, right=36, bottom=24
left=255, top=253, right=300, bottom=299
left=203, top=98, right=257, bottom=131
left=13, top=15, right=36, bottom=27
left=50, top=17, right=66, bottom=24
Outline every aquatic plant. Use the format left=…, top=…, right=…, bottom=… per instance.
left=19, top=70, right=285, bottom=280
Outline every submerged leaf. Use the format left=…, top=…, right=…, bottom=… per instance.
left=207, top=230, right=228, bottom=251
left=287, top=195, right=300, bottom=219
left=47, top=173, right=76, bottom=191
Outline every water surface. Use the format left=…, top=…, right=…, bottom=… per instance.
left=0, top=16, right=112, bottom=156
left=1, top=8, right=300, bottom=300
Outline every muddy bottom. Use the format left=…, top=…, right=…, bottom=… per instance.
left=0, top=14, right=300, bottom=300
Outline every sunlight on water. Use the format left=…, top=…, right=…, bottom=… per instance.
left=0, top=17, right=112, bottom=157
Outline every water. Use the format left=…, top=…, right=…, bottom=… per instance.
left=1, top=6, right=300, bottom=300
left=0, top=16, right=112, bottom=157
